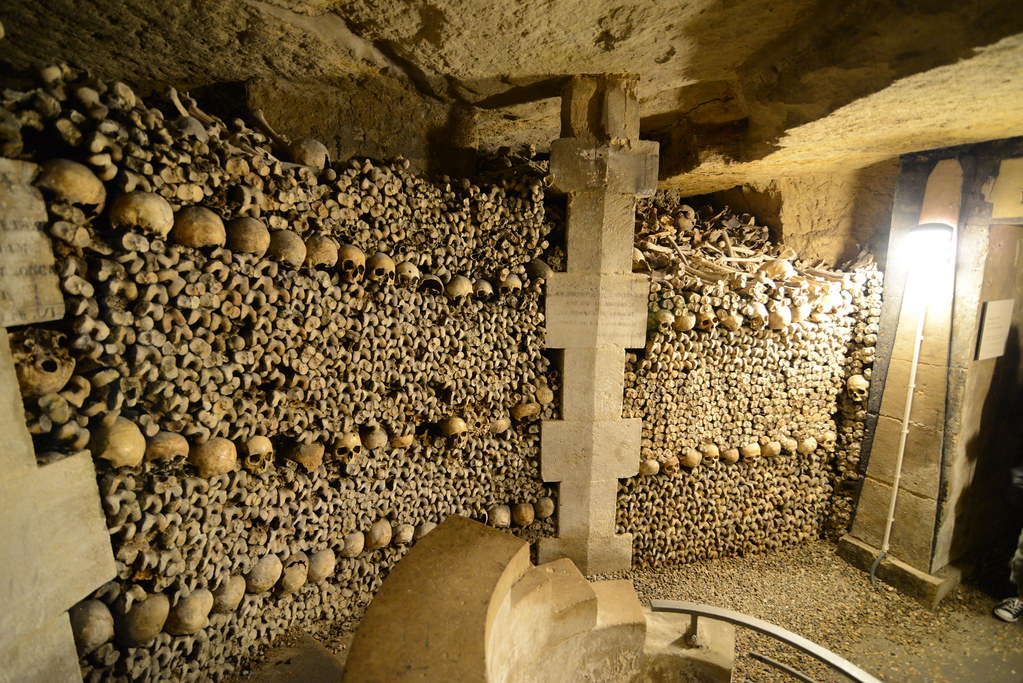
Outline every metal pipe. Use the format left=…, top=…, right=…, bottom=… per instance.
left=749, top=652, right=819, bottom=683
left=870, top=266, right=929, bottom=585
left=651, top=600, right=882, bottom=683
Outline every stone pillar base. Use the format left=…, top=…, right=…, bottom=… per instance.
left=538, top=533, right=633, bottom=575
left=837, top=535, right=965, bottom=609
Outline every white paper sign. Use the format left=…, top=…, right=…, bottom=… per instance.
left=975, top=299, right=1015, bottom=360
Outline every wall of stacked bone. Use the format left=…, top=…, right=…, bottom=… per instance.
left=618, top=196, right=881, bottom=567
left=3, top=63, right=558, bottom=682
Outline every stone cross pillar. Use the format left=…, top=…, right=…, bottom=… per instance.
left=0, top=159, right=116, bottom=680
left=538, top=75, right=658, bottom=574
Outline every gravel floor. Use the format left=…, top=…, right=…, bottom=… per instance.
left=621, top=540, right=1023, bottom=682
left=252, top=539, right=1023, bottom=682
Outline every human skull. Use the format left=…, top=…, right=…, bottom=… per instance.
left=473, top=278, right=494, bottom=301
left=338, top=244, right=366, bottom=283
left=639, top=458, right=660, bottom=475
left=285, top=443, right=324, bottom=473
left=439, top=416, right=468, bottom=445
left=266, top=230, right=308, bottom=268
left=171, top=206, right=226, bottom=248
left=744, top=302, right=769, bottom=330
left=526, top=258, right=553, bottom=281
left=389, top=430, right=415, bottom=448
left=700, top=444, right=720, bottom=461
left=395, top=261, right=421, bottom=288
left=650, top=309, right=675, bottom=335
left=245, top=554, right=283, bottom=593
left=109, top=192, right=174, bottom=238
left=393, top=523, right=415, bottom=544
left=487, top=505, right=511, bottom=528
left=277, top=553, right=308, bottom=597
left=673, top=310, right=697, bottom=332
left=171, top=116, right=208, bottom=142
left=188, top=437, right=237, bottom=477
left=289, top=137, right=329, bottom=170
left=164, top=588, right=214, bottom=635
left=695, top=304, right=717, bottom=332
left=307, top=549, right=336, bottom=582
left=661, top=455, right=680, bottom=476
left=69, top=600, right=114, bottom=656
left=721, top=448, right=740, bottom=464
left=768, top=302, right=792, bottom=330
left=445, top=275, right=473, bottom=305
left=533, top=496, right=555, bottom=519
left=847, top=374, right=869, bottom=402
left=820, top=430, right=837, bottom=451
left=366, top=252, right=395, bottom=284
left=341, top=531, right=365, bottom=558
left=91, top=417, right=146, bottom=468
left=144, top=431, right=188, bottom=464
left=510, top=402, right=541, bottom=422
left=366, top=518, right=393, bottom=549
left=718, top=309, right=743, bottom=332
left=226, top=217, right=271, bottom=256
left=35, top=159, right=106, bottom=210
left=418, top=274, right=444, bottom=293
left=512, top=503, right=535, bottom=527
left=360, top=424, right=388, bottom=451
left=790, top=301, right=811, bottom=323
left=758, top=258, right=796, bottom=280
left=114, top=593, right=169, bottom=647
left=498, top=274, right=522, bottom=296
left=740, top=442, right=761, bottom=460
left=679, top=447, right=702, bottom=468
left=490, top=417, right=511, bottom=435
left=243, top=436, right=274, bottom=474
left=211, top=575, right=246, bottom=613
left=301, top=235, right=337, bottom=268
left=10, top=329, right=75, bottom=397
left=796, top=437, right=818, bottom=455
left=332, top=430, right=363, bottom=465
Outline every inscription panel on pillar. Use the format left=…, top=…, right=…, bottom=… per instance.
left=0, top=159, right=64, bottom=326
left=546, top=273, right=648, bottom=349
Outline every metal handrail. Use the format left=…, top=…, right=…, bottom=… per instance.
left=650, top=600, right=882, bottom=683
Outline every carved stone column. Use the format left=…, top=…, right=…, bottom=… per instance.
left=0, top=159, right=116, bottom=681
left=538, top=75, right=658, bottom=574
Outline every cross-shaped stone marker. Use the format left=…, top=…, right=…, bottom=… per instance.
left=538, top=75, right=658, bottom=575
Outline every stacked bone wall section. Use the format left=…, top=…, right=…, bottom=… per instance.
left=4, top=64, right=558, bottom=682
left=619, top=193, right=881, bottom=567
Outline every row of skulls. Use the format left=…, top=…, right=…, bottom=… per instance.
left=35, top=159, right=542, bottom=300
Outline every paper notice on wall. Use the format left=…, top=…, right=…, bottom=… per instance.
left=975, top=299, right=1015, bottom=360
left=0, top=159, right=64, bottom=326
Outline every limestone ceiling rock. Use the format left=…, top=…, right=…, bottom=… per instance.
left=1, top=0, right=1023, bottom=190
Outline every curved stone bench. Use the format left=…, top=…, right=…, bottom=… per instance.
left=343, top=516, right=733, bottom=682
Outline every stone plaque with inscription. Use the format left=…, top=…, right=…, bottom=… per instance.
left=0, top=159, right=64, bottom=326
left=545, top=272, right=649, bottom=349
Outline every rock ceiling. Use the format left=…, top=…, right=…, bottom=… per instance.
left=2, top=0, right=1023, bottom=191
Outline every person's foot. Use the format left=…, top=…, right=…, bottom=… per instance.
left=993, top=597, right=1023, bottom=622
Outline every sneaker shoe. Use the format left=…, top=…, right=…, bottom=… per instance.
left=994, top=597, right=1023, bottom=622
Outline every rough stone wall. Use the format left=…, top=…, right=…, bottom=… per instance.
left=245, top=75, right=477, bottom=177
left=3, top=63, right=557, bottom=681
left=618, top=197, right=881, bottom=567
left=712, top=159, right=900, bottom=268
